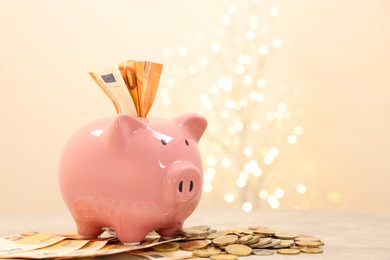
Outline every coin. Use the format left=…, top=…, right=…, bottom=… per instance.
left=252, top=249, right=275, bottom=256
left=300, top=247, right=323, bottom=254
left=190, top=225, right=211, bottom=231
left=256, top=238, right=281, bottom=249
left=181, top=228, right=208, bottom=237
left=241, top=235, right=261, bottom=245
left=227, top=227, right=251, bottom=233
left=249, top=237, right=272, bottom=248
left=181, top=239, right=211, bottom=251
left=192, top=247, right=222, bottom=257
left=295, top=240, right=321, bottom=248
left=225, top=244, right=252, bottom=256
left=248, top=225, right=268, bottom=230
left=237, top=235, right=253, bottom=244
left=277, top=248, right=301, bottom=255
left=152, top=242, right=180, bottom=252
left=253, top=228, right=278, bottom=236
left=207, top=231, right=229, bottom=239
left=275, top=232, right=300, bottom=240
left=210, top=254, right=238, bottom=260
left=272, top=239, right=295, bottom=249
left=213, top=235, right=239, bottom=246
left=295, top=236, right=321, bottom=242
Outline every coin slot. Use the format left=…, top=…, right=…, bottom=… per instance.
left=185, top=139, right=189, bottom=146
left=189, top=180, right=194, bottom=192
left=179, top=181, right=183, bottom=192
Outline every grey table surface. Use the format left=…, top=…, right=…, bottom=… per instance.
left=1, top=209, right=390, bottom=260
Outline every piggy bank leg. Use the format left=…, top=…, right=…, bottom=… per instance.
left=75, top=221, right=102, bottom=238
left=156, top=223, right=183, bottom=239
left=114, top=226, right=149, bottom=245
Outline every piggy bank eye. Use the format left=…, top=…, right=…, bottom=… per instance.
left=161, top=139, right=167, bottom=145
left=185, top=139, right=189, bottom=146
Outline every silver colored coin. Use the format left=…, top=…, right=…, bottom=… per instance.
left=252, top=249, right=275, bottom=256
left=256, top=239, right=281, bottom=249
left=249, top=237, right=273, bottom=248
left=272, top=239, right=295, bottom=249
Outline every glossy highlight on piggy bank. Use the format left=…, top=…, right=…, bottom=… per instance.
left=59, top=113, right=207, bottom=243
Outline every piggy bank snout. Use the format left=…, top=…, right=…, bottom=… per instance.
left=166, top=162, right=202, bottom=201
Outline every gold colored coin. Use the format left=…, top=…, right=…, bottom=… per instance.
left=277, top=248, right=301, bottom=255
left=226, top=227, right=250, bottom=233
left=181, top=228, right=208, bottom=236
left=190, top=225, right=211, bottom=231
left=225, top=244, right=252, bottom=256
left=192, top=247, right=222, bottom=257
left=253, top=228, right=278, bottom=236
left=241, top=235, right=261, bottom=245
left=207, top=231, right=229, bottom=239
left=181, top=239, right=211, bottom=251
left=152, top=242, right=180, bottom=252
left=295, top=240, right=321, bottom=248
left=210, top=254, right=238, bottom=260
left=213, top=235, right=239, bottom=246
left=275, top=232, right=300, bottom=240
left=248, top=225, right=268, bottom=230
left=181, top=228, right=208, bottom=240
left=295, top=236, right=322, bottom=242
left=237, top=234, right=253, bottom=244
left=252, top=249, right=275, bottom=256
left=300, top=247, right=323, bottom=254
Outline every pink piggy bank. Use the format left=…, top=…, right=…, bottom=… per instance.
left=59, top=113, right=207, bottom=244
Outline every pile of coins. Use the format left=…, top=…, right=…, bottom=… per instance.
left=152, top=225, right=324, bottom=259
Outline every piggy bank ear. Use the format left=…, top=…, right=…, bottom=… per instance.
left=101, top=114, right=146, bottom=153
left=176, top=113, right=207, bottom=143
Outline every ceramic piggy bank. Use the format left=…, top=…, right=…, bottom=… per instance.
left=59, top=113, right=207, bottom=243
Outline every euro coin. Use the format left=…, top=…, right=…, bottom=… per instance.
left=252, top=249, right=274, bottom=256
left=300, top=247, right=323, bottom=254
left=241, top=235, right=261, bottom=245
left=192, top=247, right=222, bottom=257
left=227, top=227, right=250, bottom=233
left=225, top=244, right=252, bottom=256
left=249, top=237, right=272, bottom=248
left=256, top=238, right=281, bottom=248
left=190, top=225, right=211, bottom=231
left=213, top=235, right=239, bottom=246
left=272, top=239, right=295, bottom=249
left=295, top=236, right=321, bottom=242
left=152, top=242, right=180, bottom=252
left=237, top=235, right=253, bottom=244
left=253, top=228, right=278, bottom=236
left=295, top=240, right=321, bottom=248
left=181, top=228, right=208, bottom=237
left=275, top=232, right=300, bottom=240
left=181, top=239, right=211, bottom=251
left=277, top=248, right=301, bottom=255
left=207, top=231, right=229, bottom=239
left=210, top=254, right=238, bottom=260
left=248, top=225, right=268, bottom=230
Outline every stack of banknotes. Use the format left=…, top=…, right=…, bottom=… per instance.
left=89, top=60, right=163, bottom=117
left=0, top=225, right=324, bottom=259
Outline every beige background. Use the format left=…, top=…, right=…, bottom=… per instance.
left=0, top=0, right=389, bottom=213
